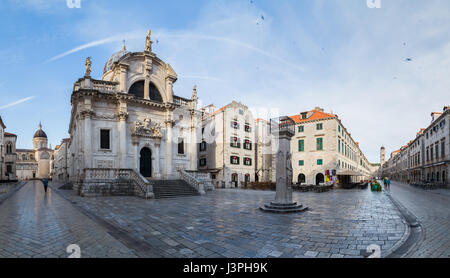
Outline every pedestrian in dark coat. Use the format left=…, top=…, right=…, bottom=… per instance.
left=42, top=178, right=49, bottom=193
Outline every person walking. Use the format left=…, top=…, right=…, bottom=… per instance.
left=42, top=178, right=49, bottom=193
left=386, top=178, right=391, bottom=191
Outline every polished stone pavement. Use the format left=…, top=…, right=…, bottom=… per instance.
left=0, top=181, right=137, bottom=258
left=51, top=183, right=407, bottom=258
left=389, top=181, right=450, bottom=258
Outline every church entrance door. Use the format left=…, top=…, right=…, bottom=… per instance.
left=140, top=147, right=152, bottom=178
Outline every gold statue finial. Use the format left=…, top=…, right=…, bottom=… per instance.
left=145, top=29, right=152, bottom=52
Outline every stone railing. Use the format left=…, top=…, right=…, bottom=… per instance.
left=179, top=170, right=206, bottom=195
left=82, top=168, right=154, bottom=198
left=185, top=170, right=214, bottom=191
left=76, top=78, right=118, bottom=94
left=129, top=168, right=154, bottom=199
left=173, top=96, right=191, bottom=107
left=92, top=80, right=118, bottom=94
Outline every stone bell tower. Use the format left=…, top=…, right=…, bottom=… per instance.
left=380, top=146, right=386, bottom=166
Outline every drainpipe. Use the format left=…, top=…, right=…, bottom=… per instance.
left=223, top=110, right=225, bottom=188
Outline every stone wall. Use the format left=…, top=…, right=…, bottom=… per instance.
left=80, top=178, right=135, bottom=197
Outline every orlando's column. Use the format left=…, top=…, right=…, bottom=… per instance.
left=260, top=116, right=308, bottom=213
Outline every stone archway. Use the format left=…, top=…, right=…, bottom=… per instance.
left=140, top=147, right=152, bottom=178
left=316, top=173, right=324, bottom=185
left=298, top=173, right=306, bottom=185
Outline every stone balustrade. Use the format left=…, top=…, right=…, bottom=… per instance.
left=81, top=168, right=154, bottom=198
left=91, top=80, right=118, bottom=94
left=179, top=170, right=206, bottom=195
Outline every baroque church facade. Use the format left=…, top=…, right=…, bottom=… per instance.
left=67, top=30, right=209, bottom=197
left=16, top=123, right=54, bottom=180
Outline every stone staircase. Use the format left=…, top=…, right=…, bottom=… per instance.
left=151, top=180, right=200, bottom=199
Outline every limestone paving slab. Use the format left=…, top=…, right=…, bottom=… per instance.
left=52, top=184, right=407, bottom=258
left=389, top=181, right=450, bottom=258
left=0, top=181, right=137, bottom=258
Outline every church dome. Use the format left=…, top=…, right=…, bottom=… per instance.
left=103, top=46, right=130, bottom=73
left=33, top=122, right=47, bottom=139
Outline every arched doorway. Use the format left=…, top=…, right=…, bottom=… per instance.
left=140, top=147, right=152, bottom=178
left=298, top=174, right=306, bottom=185
left=316, top=173, right=324, bottom=185
left=231, top=173, right=238, bottom=188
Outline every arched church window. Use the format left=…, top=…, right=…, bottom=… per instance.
left=22, top=154, right=26, bottom=161
left=6, top=142, right=12, bottom=154
left=128, top=81, right=163, bottom=102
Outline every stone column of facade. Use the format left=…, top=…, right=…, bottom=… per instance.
left=118, top=102, right=128, bottom=168
left=189, top=110, right=197, bottom=171
left=132, top=137, right=139, bottom=172
left=165, top=78, right=174, bottom=103
left=165, top=110, right=174, bottom=178
left=144, top=56, right=152, bottom=100
left=119, top=65, right=128, bottom=92
left=153, top=141, right=161, bottom=178
left=82, top=97, right=93, bottom=169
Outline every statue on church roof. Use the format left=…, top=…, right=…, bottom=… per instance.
left=85, top=57, right=92, bottom=77
left=145, top=30, right=152, bottom=53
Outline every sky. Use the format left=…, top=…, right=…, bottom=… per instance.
left=0, top=0, right=449, bottom=163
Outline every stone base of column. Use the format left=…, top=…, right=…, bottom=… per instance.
left=260, top=202, right=308, bottom=214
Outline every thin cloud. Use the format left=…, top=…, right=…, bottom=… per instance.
left=0, top=96, right=35, bottom=110
left=45, top=30, right=304, bottom=71
left=45, top=30, right=145, bottom=63
left=160, top=32, right=305, bottom=72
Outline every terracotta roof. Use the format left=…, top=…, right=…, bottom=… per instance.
left=4, top=132, right=17, bottom=137
left=289, top=109, right=336, bottom=123
left=255, top=118, right=269, bottom=123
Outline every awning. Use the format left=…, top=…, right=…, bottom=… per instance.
left=336, top=170, right=364, bottom=176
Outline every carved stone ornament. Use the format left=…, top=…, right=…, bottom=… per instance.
left=132, top=118, right=162, bottom=138
left=79, top=109, right=95, bottom=119
left=118, top=111, right=129, bottom=121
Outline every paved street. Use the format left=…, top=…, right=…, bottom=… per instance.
left=389, top=181, right=450, bottom=258
left=0, top=181, right=137, bottom=258
left=52, top=184, right=407, bottom=258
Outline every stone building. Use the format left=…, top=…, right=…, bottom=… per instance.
left=52, top=138, right=71, bottom=184
left=289, top=107, right=374, bottom=186
left=0, top=115, right=18, bottom=181
left=382, top=106, right=449, bottom=186
left=16, top=123, right=54, bottom=180
left=68, top=30, right=210, bottom=197
left=199, top=101, right=256, bottom=188
left=255, top=118, right=274, bottom=183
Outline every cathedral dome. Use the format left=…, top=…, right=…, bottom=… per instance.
left=103, top=46, right=130, bottom=73
left=33, top=122, right=47, bottom=139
